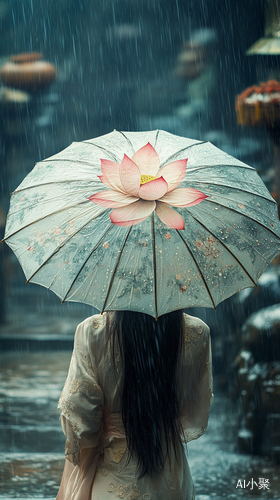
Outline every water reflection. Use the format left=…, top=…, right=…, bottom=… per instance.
left=0, top=350, right=70, bottom=499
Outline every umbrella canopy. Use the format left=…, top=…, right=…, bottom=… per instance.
left=3, top=130, right=280, bottom=318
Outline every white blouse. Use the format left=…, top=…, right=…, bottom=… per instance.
left=56, top=313, right=213, bottom=500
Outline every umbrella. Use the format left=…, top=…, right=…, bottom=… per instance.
left=3, top=130, right=280, bottom=318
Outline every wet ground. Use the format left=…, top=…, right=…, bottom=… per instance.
left=0, top=348, right=280, bottom=500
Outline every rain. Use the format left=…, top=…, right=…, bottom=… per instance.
left=0, top=0, right=280, bottom=498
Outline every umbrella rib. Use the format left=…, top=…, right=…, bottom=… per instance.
left=25, top=210, right=109, bottom=283
left=175, top=229, right=216, bottom=309
left=185, top=179, right=274, bottom=202
left=119, top=130, right=161, bottom=155
left=190, top=205, right=271, bottom=263
left=101, top=226, right=132, bottom=313
left=204, top=199, right=280, bottom=239
left=40, top=159, right=99, bottom=166
left=184, top=209, right=258, bottom=287
left=151, top=213, right=158, bottom=320
left=186, top=163, right=255, bottom=173
left=13, top=178, right=101, bottom=194
left=61, top=224, right=116, bottom=303
left=116, top=131, right=135, bottom=152
left=2, top=200, right=98, bottom=241
left=154, top=129, right=160, bottom=148
left=163, top=141, right=207, bottom=165
left=81, top=141, right=120, bottom=162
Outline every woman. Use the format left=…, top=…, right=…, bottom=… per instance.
left=56, top=309, right=212, bottom=500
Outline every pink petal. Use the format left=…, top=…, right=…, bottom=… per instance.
left=138, top=177, right=168, bottom=201
left=100, top=159, right=124, bottom=193
left=155, top=202, right=185, bottom=230
left=110, top=200, right=156, bottom=225
left=156, top=159, right=187, bottom=193
left=131, top=143, right=160, bottom=176
left=110, top=215, right=150, bottom=227
left=119, top=154, right=141, bottom=197
left=159, top=187, right=207, bottom=207
left=88, top=190, right=138, bottom=208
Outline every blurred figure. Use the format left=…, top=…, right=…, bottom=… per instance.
left=176, top=28, right=216, bottom=81
left=174, top=29, right=217, bottom=121
left=135, top=28, right=217, bottom=136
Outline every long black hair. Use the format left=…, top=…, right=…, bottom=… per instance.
left=107, top=309, right=184, bottom=479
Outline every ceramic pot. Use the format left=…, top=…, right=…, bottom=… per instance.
left=0, top=52, right=56, bottom=91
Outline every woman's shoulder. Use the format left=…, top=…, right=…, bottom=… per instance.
left=76, top=313, right=106, bottom=331
left=183, top=313, right=210, bottom=337
left=182, top=314, right=210, bottom=355
left=74, top=313, right=106, bottom=345
left=73, top=314, right=107, bottom=366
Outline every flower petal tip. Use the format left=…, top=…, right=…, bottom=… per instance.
left=132, top=143, right=160, bottom=175
left=155, top=202, right=185, bottom=230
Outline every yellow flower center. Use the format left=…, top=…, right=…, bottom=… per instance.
left=140, top=175, right=157, bottom=185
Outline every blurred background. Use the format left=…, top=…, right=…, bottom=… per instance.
left=1, top=0, right=280, bottom=498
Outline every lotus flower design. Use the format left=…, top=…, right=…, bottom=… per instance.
left=89, top=143, right=207, bottom=229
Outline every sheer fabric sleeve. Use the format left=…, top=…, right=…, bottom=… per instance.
left=179, top=316, right=213, bottom=443
left=58, top=318, right=104, bottom=465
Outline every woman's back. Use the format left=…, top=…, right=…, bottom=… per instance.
left=57, top=312, right=212, bottom=500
